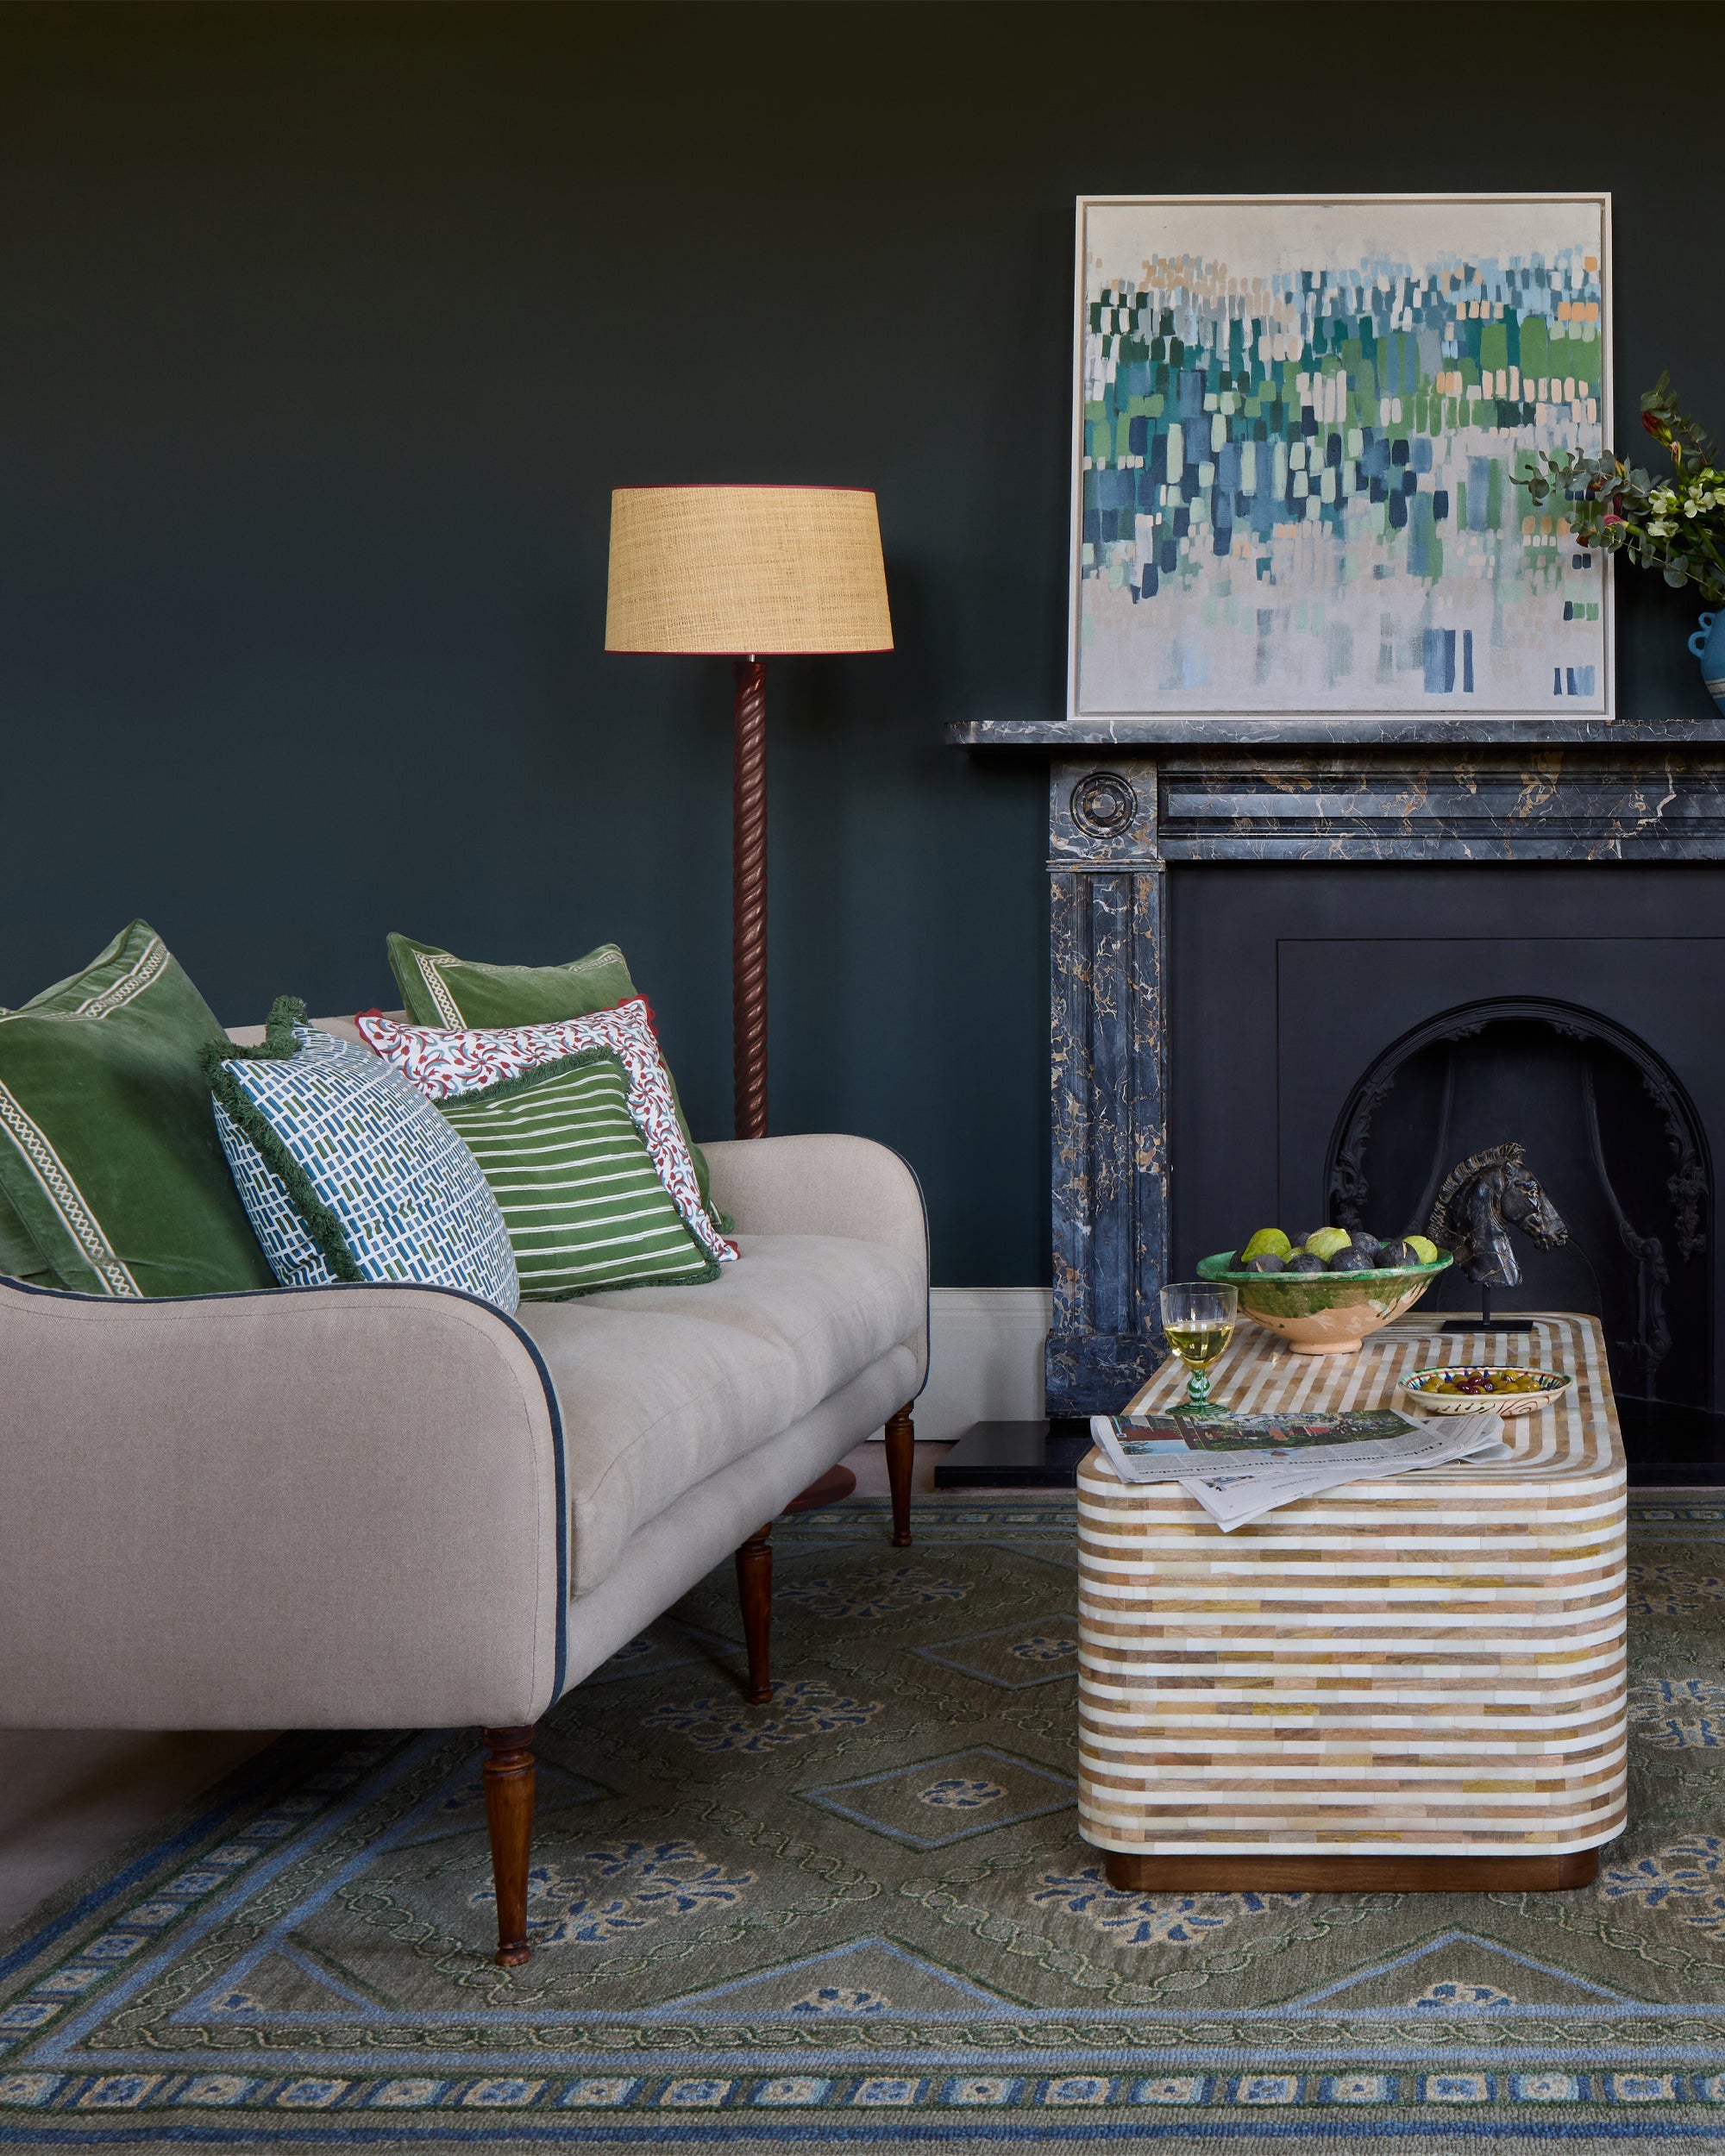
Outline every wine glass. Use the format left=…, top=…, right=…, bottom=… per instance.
left=1160, top=1281, right=1238, bottom=1414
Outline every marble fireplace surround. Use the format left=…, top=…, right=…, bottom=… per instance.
left=949, top=711, right=1725, bottom=1416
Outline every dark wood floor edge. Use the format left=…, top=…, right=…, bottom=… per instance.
left=1100, top=1848, right=1601, bottom=1893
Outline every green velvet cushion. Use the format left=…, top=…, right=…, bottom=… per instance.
left=436, top=1047, right=718, bottom=1300
left=386, top=931, right=724, bottom=1226
left=0, top=1187, right=54, bottom=1286
left=388, top=932, right=637, bottom=1031
left=0, top=920, right=277, bottom=1297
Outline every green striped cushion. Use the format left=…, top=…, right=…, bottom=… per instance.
left=436, top=1048, right=718, bottom=1300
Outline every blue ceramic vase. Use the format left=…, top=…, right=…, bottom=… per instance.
left=1690, top=611, right=1725, bottom=716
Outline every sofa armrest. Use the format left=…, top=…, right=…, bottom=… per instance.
left=0, top=1279, right=566, bottom=1730
left=701, top=1134, right=930, bottom=1395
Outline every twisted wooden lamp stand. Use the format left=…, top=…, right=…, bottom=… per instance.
left=731, top=659, right=769, bottom=1143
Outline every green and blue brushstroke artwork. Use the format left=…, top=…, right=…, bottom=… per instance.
left=1071, top=196, right=1611, bottom=718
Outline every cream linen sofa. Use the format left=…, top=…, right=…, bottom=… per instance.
left=0, top=1014, right=926, bottom=1967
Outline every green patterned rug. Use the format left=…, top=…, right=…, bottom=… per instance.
left=7, top=1495, right=1725, bottom=2150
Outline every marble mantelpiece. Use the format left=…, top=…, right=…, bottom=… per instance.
left=952, top=713, right=1725, bottom=749
left=950, top=718, right=1725, bottom=1414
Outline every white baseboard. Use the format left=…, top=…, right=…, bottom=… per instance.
left=870, top=1286, right=1051, bottom=1445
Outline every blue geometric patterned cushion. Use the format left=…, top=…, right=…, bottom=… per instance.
left=204, top=1000, right=518, bottom=1313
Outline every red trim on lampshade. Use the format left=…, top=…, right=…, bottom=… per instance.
left=609, top=484, right=880, bottom=496
left=604, top=644, right=894, bottom=656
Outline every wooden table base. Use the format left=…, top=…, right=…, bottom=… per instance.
left=1102, top=1848, right=1598, bottom=1894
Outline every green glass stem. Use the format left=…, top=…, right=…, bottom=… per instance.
left=1185, top=1366, right=1212, bottom=1410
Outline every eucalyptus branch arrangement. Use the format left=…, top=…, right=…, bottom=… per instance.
left=1519, top=374, right=1725, bottom=608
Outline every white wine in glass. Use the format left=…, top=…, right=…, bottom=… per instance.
left=1160, top=1282, right=1238, bottom=1413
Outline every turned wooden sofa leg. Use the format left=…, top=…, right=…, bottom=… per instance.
left=482, top=1725, right=536, bottom=1968
left=885, top=1402, right=914, bottom=1547
left=736, top=1523, right=774, bottom=1704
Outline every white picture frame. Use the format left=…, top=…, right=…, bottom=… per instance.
left=1068, top=193, right=1615, bottom=724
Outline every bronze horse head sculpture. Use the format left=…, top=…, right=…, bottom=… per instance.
left=1428, top=1141, right=1569, bottom=1291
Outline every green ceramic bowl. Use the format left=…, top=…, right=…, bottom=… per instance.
left=1195, top=1249, right=1452, bottom=1357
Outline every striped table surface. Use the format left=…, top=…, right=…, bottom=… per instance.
left=1077, top=1312, right=1627, bottom=1874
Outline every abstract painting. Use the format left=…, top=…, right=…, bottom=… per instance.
left=1070, top=195, right=1612, bottom=720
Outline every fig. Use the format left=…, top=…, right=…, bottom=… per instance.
left=1328, top=1247, right=1375, bottom=1271
left=1241, top=1227, right=1293, bottom=1262
left=1284, top=1251, right=1326, bottom=1273
left=1244, top=1250, right=1285, bottom=1274
left=1377, top=1238, right=1418, bottom=1268
left=1305, top=1226, right=1352, bottom=1261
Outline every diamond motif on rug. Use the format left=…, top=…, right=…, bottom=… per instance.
left=913, top=1609, right=1081, bottom=1688
left=801, top=1746, right=1075, bottom=1848
left=916, top=1776, right=1006, bottom=1810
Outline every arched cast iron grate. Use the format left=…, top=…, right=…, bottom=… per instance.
left=1323, top=996, right=1710, bottom=1411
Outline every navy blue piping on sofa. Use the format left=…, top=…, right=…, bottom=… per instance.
left=886, top=1143, right=934, bottom=1408
left=0, top=1274, right=570, bottom=1707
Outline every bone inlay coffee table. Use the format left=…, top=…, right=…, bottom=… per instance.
left=1077, top=1311, right=1628, bottom=1892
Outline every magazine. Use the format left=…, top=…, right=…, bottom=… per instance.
left=1088, top=1407, right=1509, bottom=1531
left=1179, top=1437, right=1505, bottom=1529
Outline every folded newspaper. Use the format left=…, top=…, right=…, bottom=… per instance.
left=1088, top=1407, right=1509, bottom=1530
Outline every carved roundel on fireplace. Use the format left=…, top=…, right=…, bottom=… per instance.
left=1069, top=770, right=1138, bottom=839
left=1323, top=995, right=1710, bottom=1415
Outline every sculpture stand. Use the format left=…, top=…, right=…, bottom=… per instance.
left=1441, top=1282, right=1534, bottom=1334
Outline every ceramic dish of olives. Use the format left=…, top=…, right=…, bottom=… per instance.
left=1398, top=1364, right=1573, bottom=1418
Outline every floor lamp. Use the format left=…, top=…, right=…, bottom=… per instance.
left=605, top=485, right=893, bottom=1139
left=605, top=486, right=894, bottom=1507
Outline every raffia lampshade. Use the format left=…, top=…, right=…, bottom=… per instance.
left=605, top=485, right=893, bottom=655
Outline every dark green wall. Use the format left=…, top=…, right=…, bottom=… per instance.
left=3, top=3, right=1721, bottom=1285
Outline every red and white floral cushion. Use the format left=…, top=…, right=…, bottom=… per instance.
left=355, top=998, right=737, bottom=1269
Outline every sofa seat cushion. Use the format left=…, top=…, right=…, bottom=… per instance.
left=514, top=1232, right=923, bottom=1595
